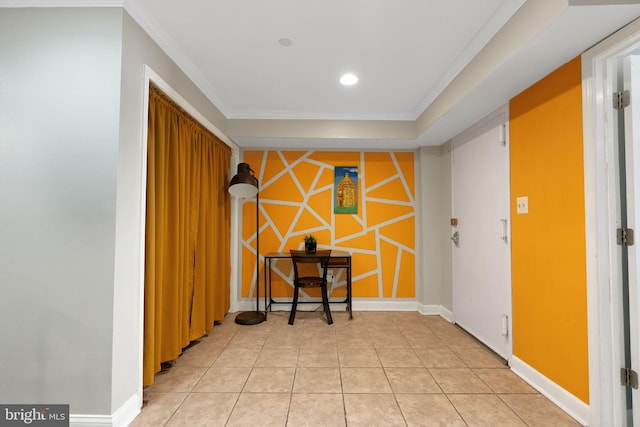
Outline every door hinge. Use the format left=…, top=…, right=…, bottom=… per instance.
left=621, top=368, right=639, bottom=389
left=617, top=228, right=635, bottom=246
left=614, top=90, right=630, bottom=109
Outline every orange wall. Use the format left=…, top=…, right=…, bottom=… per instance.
left=239, top=150, right=416, bottom=301
left=510, top=56, right=589, bottom=403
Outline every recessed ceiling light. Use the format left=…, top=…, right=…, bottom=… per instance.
left=278, top=38, right=292, bottom=47
left=340, top=73, right=358, bottom=86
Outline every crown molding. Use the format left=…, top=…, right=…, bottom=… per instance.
left=0, top=0, right=232, bottom=120
left=123, top=0, right=230, bottom=116
left=0, top=0, right=123, bottom=6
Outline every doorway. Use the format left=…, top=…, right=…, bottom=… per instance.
left=583, top=19, right=640, bottom=427
left=136, top=65, right=240, bottom=408
left=451, top=109, right=512, bottom=361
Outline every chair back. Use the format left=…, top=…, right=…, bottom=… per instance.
left=289, top=249, right=332, bottom=285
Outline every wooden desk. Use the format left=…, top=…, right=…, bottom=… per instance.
left=264, top=251, right=352, bottom=320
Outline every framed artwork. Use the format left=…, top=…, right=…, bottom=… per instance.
left=334, top=166, right=358, bottom=214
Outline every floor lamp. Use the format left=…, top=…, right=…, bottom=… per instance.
left=229, top=162, right=266, bottom=325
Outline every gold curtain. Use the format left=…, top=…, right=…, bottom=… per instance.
left=143, top=84, right=231, bottom=386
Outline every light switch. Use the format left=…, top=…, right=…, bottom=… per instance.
left=516, top=196, right=528, bottom=214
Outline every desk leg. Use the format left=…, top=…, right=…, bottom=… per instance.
left=264, top=258, right=268, bottom=319
left=347, top=262, right=353, bottom=320
left=265, top=258, right=271, bottom=314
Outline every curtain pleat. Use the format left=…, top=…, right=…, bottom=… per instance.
left=143, top=85, right=231, bottom=387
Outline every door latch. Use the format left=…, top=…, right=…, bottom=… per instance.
left=451, top=231, right=460, bottom=246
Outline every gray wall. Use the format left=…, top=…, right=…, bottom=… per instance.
left=0, top=8, right=123, bottom=413
left=439, top=142, right=453, bottom=311
left=111, top=9, right=230, bottom=412
left=418, top=144, right=453, bottom=312
left=0, top=6, right=231, bottom=419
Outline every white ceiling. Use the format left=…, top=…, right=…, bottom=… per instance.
left=132, top=0, right=524, bottom=121
left=9, top=0, right=640, bottom=148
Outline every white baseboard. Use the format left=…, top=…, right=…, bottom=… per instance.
left=418, top=303, right=454, bottom=322
left=111, top=393, right=141, bottom=427
left=234, top=300, right=457, bottom=321
left=510, top=356, right=589, bottom=426
left=70, top=393, right=140, bottom=427
left=234, top=298, right=423, bottom=313
left=69, top=414, right=112, bottom=427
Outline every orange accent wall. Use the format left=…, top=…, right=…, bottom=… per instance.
left=238, top=150, right=416, bottom=301
left=510, top=56, right=589, bottom=403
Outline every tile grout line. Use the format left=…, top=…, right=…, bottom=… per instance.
left=137, top=312, right=577, bottom=426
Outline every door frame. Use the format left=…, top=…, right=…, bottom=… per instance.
left=624, top=54, right=640, bottom=426
left=136, top=65, right=241, bottom=411
left=583, top=17, right=640, bottom=427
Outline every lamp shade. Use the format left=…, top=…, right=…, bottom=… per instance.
left=229, top=163, right=258, bottom=198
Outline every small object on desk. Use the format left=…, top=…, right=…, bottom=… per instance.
left=303, top=234, right=317, bottom=254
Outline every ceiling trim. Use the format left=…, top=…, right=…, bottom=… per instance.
left=6, top=0, right=640, bottom=149
left=227, top=119, right=416, bottom=141
left=416, top=0, right=568, bottom=135
left=229, top=0, right=573, bottom=147
left=410, top=0, right=526, bottom=118
left=0, top=0, right=123, bottom=5
left=123, top=0, right=230, bottom=115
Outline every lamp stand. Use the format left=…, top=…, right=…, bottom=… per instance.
left=235, top=310, right=266, bottom=325
left=234, top=182, right=266, bottom=325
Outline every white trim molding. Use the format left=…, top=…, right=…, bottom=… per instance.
left=511, top=356, right=589, bottom=426
left=143, top=66, right=237, bottom=151
left=0, top=0, right=123, bottom=6
left=69, top=414, right=112, bottom=427
left=233, top=300, right=458, bottom=317
left=69, top=392, right=138, bottom=427
left=234, top=299, right=425, bottom=314
left=418, top=303, right=454, bottom=322
left=135, top=65, right=240, bottom=424
left=582, top=16, right=640, bottom=427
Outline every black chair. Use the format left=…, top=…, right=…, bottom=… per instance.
left=289, top=249, right=333, bottom=325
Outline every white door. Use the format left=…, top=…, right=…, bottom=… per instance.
left=623, top=55, right=640, bottom=425
left=452, top=112, right=512, bottom=360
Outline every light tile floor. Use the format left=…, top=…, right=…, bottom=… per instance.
left=131, top=310, right=582, bottom=426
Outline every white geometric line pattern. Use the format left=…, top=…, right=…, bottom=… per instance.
left=239, top=150, right=416, bottom=301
